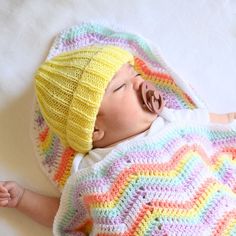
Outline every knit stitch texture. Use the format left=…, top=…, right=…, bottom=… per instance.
left=31, top=22, right=206, bottom=191
left=35, top=45, right=134, bottom=154
left=53, top=122, right=236, bottom=235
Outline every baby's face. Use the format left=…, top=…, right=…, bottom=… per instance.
left=92, top=63, right=158, bottom=148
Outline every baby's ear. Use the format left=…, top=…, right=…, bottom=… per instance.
left=92, top=128, right=105, bottom=142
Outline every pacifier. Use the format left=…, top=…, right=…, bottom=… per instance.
left=141, top=81, right=164, bottom=114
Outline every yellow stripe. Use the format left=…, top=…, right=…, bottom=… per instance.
left=210, top=153, right=236, bottom=173
left=135, top=183, right=234, bottom=235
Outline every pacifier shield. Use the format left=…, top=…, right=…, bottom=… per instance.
left=141, top=81, right=164, bottom=114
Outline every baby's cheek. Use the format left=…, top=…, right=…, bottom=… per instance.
left=116, top=112, right=136, bottom=129
left=108, top=100, right=139, bottom=126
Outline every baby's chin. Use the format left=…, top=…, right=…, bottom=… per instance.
left=93, top=114, right=158, bottom=149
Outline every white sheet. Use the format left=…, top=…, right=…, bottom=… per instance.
left=0, top=1, right=235, bottom=235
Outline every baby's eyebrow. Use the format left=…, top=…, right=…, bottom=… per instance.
left=127, top=63, right=135, bottom=71
left=129, top=64, right=138, bottom=74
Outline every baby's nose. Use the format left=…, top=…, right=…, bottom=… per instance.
left=133, top=75, right=144, bottom=90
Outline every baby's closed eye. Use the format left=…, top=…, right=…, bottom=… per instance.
left=113, top=83, right=126, bottom=92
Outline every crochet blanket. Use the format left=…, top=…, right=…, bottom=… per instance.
left=31, top=22, right=206, bottom=192
left=53, top=122, right=236, bottom=235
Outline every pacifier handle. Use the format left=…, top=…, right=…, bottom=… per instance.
left=141, top=81, right=164, bottom=114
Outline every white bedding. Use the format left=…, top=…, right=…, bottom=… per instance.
left=0, top=1, right=235, bottom=235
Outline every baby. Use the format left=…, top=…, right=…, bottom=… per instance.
left=0, top=45, right=236, bottom=235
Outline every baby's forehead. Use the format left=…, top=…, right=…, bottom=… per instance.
left=112, top=63, right=135, bottom=80
left=104, top=63, right=135, bottom=93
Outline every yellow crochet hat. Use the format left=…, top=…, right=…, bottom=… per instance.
left=35, top=45, right=134, bottom=154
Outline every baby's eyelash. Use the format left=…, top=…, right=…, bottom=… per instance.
left=113, top=84, right=126, bottom=92
left=112, top=74, right=140, bottom=92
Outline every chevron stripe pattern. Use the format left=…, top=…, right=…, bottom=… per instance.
left=53, top=124, right=236, bottom=235
left=49, top=22, right=199, bottom=110
left=32, top=22, right=204, bottom=191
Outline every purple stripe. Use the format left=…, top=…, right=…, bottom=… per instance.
left=61, top=32, right=164, bottom=69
